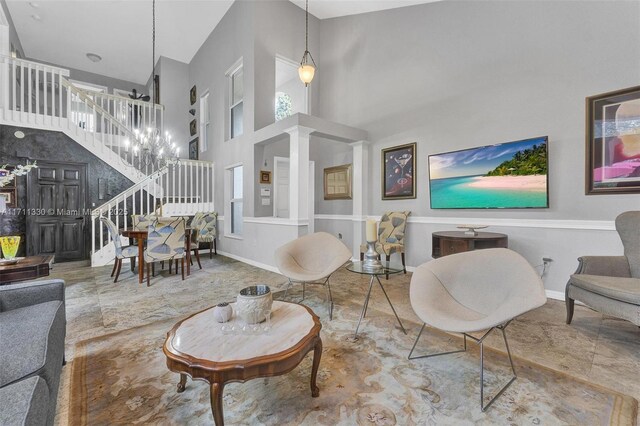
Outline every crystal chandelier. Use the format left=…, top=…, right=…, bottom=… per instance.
left=127, top=0, right=179, bottom=171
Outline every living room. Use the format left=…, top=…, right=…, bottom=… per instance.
left=1, top=0, right=639, bottom=424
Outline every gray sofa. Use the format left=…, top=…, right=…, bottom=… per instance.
left=0, top=279, right=66, bottom=426
left=566, top=211, right=640, bottom=326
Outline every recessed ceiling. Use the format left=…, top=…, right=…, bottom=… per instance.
left=288, top=0, right=443, bottom=20
left=5, top=0, right=234, bottom=85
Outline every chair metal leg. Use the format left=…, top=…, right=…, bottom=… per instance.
left=407, top=322, right=517, bottom=412
left=475, top=325, right=517, bottom=412
left=282, top=279, right=293, bottom=300
left=325, top=277, right=334, bottom=320
left=408, top=323, right=468, bottom=360
left=302, top=282, right=306, bottom=301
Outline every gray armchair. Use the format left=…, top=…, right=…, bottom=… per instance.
left=566, top=211, right=640, bottom=326
left=0, top=279, right=66, bottom=426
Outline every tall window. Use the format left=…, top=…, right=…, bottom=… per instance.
left=228, top=63, right=243, bottom=139
left=230, top=165, right=243, bottom=235
left=199, top=91, right=210, bottom=152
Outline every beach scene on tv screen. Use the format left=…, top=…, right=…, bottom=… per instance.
left=429, top=137, right=548, bottom=209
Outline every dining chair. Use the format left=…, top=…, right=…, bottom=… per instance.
left=100, top=217, right=138, bottom=283
left=194, top=212, right=218, bottom=258
left=359, top=211, right=411, bottom=278
left=143, top=217, right=187, bottom=286
left=185, top=212, right=205, bottom=270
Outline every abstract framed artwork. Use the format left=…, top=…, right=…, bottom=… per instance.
left=189, top=119, right=197, bottom=137
left=586, top=85, right=640, bottom=194
left=382, top=143, right=416, bottom=200
left=259, top=170, right=271, bottom=184
left=324, top=164, right=352, bottom=200
left=189, top=138, right=199, bottom=160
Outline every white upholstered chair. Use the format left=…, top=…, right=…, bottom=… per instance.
left=275, top=232, right=352, bottom=319
left=409, top=248, right=546, bottom=411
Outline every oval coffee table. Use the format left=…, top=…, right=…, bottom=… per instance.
left=163, top=301, right=322, bottom=425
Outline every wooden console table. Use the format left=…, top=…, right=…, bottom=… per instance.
left=0, top=255, right=55, bottom=285
left=432, top=231, right=508, bottom=259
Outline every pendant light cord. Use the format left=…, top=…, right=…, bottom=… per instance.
left=305, top=0, right=309, bottom=52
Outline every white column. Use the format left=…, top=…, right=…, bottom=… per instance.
left=285, top=125, right=314, bottom=224
left=351, top=140, right=369, bottom=259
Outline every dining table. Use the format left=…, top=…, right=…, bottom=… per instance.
left=121, top=227, right=192, bottom=284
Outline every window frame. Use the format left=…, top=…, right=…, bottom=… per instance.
left=226, top=58, right=244, bottom=141
left=199, top=90, right=210, bottom=152
left=225, top=163, right=244, bottom=238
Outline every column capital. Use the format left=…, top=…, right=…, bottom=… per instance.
left=349, top=140, right=369, bottom=147
left=284, top=125, right=315, bottom=137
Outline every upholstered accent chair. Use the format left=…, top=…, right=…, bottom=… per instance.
left=143, top=217, right=187, bottom=286
left=100, top=217, right=138, bottom=283
left=275, top=232, right=352, bottom=320
left=359, top=211, right=411, bottom=277
left=566, top=211, right=640, bottom=326
left=131, top=214, right=157, bottom=231
left=409, top=248, right=546, bottom=411
left=193, top=212, right=218, bottom=258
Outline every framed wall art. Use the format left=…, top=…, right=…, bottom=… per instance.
left=324, top=163, right=352, bottom=200
left=586, top=85, right=640, bottom=194
left=0, top=187, right=16, bottom=208
left=382, top=142, right=416, bottom=200
left=259, top=170, right=271, bottom=184
left=189, top=138, right=199, bottom=160
left=189, top=119, right=197, bottom=136
left=190, top=85, right=197, bottom=105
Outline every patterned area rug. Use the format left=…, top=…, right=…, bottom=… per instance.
left=69, top=293, right=637, bottom=425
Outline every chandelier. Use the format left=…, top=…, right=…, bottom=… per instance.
left=127, top=0, right=179, bottom=171
left=298, top=0, right=316, bottom=86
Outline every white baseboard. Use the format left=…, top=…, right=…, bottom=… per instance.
left=545, top=289, right=565, bottom=301
left=216, top=250, right=281, bottom=274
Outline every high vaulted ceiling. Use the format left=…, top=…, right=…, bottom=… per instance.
left=6, top=0, right=441, bottom=85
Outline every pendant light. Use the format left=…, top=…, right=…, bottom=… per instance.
left=298, top=0, right=316, bottom=86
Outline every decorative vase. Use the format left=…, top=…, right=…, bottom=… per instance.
left=363, top=240, right=382, bottom=271
left=213, top=302, right=233, bottom=323
left=236, top=285, right=273, bottom=324
left=0, top=236, right=20, bottom=260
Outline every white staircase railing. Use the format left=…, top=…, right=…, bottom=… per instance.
left=0, top=55, right=164, bottom=177
left=92, top=91, right=163, bottom=138
left=91, top=159, right=215, bottom=266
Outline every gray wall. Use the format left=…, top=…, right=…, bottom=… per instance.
left=317, top=0, right=640, bottom=220
left=157, top=56, right=190, bottom=156
left=0, top=124, right=133, bottom=258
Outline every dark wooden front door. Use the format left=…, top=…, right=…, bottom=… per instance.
left=27, top=161, right=88, bottom=262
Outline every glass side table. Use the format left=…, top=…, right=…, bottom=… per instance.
left=346, top=261, right=408, bottom=340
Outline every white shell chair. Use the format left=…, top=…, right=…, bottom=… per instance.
left=275, top=232, right=352, bottom=320
left=408, top=248, right=546, bottom=411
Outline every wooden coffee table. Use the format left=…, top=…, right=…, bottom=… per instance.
left=0, top=255, right=54, bottom=285
left=163, top=301, right=322, bottom=425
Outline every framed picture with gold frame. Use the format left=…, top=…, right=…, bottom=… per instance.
left=382, top=142, right=416, bottom=200
left=259, top=170, right=271, bottom=184
left=324, top=164, right=352, bottom=200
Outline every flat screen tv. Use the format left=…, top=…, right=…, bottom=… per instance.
left=428, top=136, right=549, bottom=209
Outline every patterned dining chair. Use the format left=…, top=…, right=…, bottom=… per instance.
left=100, top=217, right=138, bottom=283
left=185, top=212, right=205, bottom=270
left=131, top=214, right=156, bottom=231
left=194, top=212, right=218, bottom=258
left=360, top=211, right=411, bottom=278
left=143, top=217, right=187, bottom=286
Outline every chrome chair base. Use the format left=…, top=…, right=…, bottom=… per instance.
left=408, top=321, right=517, bottom=412
left=282, top=276, right=334, bottom=320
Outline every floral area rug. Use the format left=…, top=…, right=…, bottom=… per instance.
left=69, top=292, right=637, bottom=425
